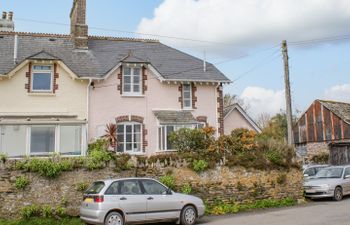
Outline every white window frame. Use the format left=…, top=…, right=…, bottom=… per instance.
left=122, top=66, right=142, bottom=96
left=182, top=83, right=192, bottom=109
left=158, top=124, right=197, bottom=151
left=117, top=122, right=143, bottom=153
left=31, top=65, right=53, bottom=93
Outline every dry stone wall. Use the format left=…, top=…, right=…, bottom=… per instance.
left=0, top=160, right=303, bottom=219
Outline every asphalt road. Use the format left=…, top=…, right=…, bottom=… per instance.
left=195, top=197, right=350, bottom=225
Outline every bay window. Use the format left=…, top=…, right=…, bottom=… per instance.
left=117, top=122, right=142, bottom=153
left=60, top=125, right=82, bottom=155
left=31, top=65, right=53, bottom=92
left=158, top=124, right=197, bottom=151
left=123, top=66, right=142, bottom=95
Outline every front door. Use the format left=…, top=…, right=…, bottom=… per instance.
left=140, top=179, right=181, bottom=221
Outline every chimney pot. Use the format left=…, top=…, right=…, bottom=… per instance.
left=8, top=12, right=13, bottom=21
left=2, top=12, right=6, bottom=20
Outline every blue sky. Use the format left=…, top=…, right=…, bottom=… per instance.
left=1, top=0, right=349, bottom=118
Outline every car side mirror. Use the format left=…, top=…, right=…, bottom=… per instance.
left=344, top=175, right=350, bottom=179
left=166, top=188, right=173, bottom=195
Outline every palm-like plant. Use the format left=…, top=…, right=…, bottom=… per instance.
left=103, top=123, right=118, bottom=149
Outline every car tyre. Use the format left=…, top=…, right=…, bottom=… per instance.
left=104, top=211, right=124, bottom=225
left=180, top=205, right=197, bottom=225
left=333, top=186, right=343, bottom=201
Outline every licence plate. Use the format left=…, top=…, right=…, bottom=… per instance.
left=84, top=198, right=93, bottom=203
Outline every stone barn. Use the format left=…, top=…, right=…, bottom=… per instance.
left=293, top=100, right=350, bottom=164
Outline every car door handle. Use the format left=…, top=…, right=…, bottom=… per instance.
left=147, top=197, right=154, bottom=200
left=120, top=197, right=127, bottom=200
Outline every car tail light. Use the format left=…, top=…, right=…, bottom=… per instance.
left=94, top=195, right=104, bottom=203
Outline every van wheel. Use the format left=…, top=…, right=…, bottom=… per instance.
left=104, top=211, right=124, bottom=225
left=180, top=205, right=197, bottom=225
left=334, top=186, right=343, bottom=201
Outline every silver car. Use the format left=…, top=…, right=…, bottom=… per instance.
left=303, top=165, right=350, bottom=201
left=80, top=178, right=205, bottom=225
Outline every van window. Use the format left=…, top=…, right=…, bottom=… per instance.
left=85, top=181, right=105, bottom=194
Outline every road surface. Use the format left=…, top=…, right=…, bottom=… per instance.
left=197, top=198, right=350, bottom=225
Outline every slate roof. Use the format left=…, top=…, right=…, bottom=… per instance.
left=0, top=32, right=230, bottom=82
left=153, top=110, right=198, bottom=124
left=319, top=100, right=350, bottom=124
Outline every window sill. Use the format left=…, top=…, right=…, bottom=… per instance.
left=28, top=92, right=55, bottom=96
left=121, top=94, right=145, bottom=98
left=155, top=150, right=178, bottom=153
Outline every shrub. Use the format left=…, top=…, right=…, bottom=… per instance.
left=310, top=152, right=329, bottom=164
left=86, top=139, right=112, bottom=170
left=277, top=173, right=287, bottom=185
left=21, top=205, right=42, bottom=219
left=159, top=175, right=175, bottom=190
left=192, top=159, right=209, bottom=172
left=113, top=154, right=132, bottom=172
left=0, top=153, right=7, bottom=163
left=181, top=183, right=192, bottom=194
left=41, top=205, right=53, bottom=218
left=169, top=128, right=214, bottom=152
left=76, top=182, right=89, bottom=192
left=15, top=176, right=30, bottom=190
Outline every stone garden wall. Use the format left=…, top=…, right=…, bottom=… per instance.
left=0, top=159, right=303, bottom=219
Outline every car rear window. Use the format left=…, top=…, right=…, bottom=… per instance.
left=85, top=181, right=105, bottom=194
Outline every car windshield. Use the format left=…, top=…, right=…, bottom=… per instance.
left=315, top=168, right=343, bottom=178
left=85, top=181, right=105, bottom=194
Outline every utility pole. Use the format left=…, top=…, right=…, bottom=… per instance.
left=281, top=40, right=294, bottom=145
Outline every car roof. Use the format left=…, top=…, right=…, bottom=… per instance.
left=94, top=177, right=158, bottom=184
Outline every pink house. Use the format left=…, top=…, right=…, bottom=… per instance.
left=0, top=0, right=230, bottom=157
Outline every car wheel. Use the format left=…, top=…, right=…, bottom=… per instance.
left=333, top=186, right=343, bottom=201
left=104, top=211, right=124, bottom=225
left=180, top=205, right=197, bottom=225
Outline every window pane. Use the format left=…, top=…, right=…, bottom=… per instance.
left=184, top=100, right=191, bottom=107
left=124, top=83, right=131, bottom=92
left=30, top=126, right=55, bottom=154
left=126, top=133, right=132, bottom=142
left=124, top=67, right=131, bottom=75
left=133, top=85, right=140, bottom=93
left=166, top=126, right=174, bottom=150
left=117, top=125, right=124, bottom=133
left=126, top=143, right=132, bottom=151
left=120, top=181, right=142, bottom=195
left=183, top=84, right=191, bottom=91
left=126, top=125, right=132, bottom=133
left=142, top=180, right=167, bottom=195
left=33, top=65, right=51, bottom=70
left=124, top=76, right=131, bottom=83
left=32, top=73, right=52, bottom=91
left=60, top=125, right=82, bottom=155
left=184, top=91, right=191, bottom=99
left=105, top=181, right=120, bottom=195
left=117, top=143, right=124, bottom=152
left=0, top=125, right=26, bottom=157
left=133, top=76, right=140, bottom=84
left=134, top=124, right=141, bottom=133
left=133, top=68, right=141, bottom=75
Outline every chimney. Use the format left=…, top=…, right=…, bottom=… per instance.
left=0, top=11, right=15, bottom=32
left=70, top=0, right=88, bottom=50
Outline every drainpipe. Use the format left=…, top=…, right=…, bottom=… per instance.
left=215, top=82, right=220, bottom=138
left=85, top=78, right=93, bottom=155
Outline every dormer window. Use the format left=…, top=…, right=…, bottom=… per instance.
left=31, top=65, right=53, bottom=92
left=123, top=66, right=142, bottom=96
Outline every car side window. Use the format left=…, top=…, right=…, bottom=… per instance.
left=105, top=181, right=120, bottom=195
left=141, top=180, right=168, bottom=195
left=344, top=168, right=350, bottom=177
left=304, top=168, right=316, bottom=176
left=119, top=180, right=142, bottom=195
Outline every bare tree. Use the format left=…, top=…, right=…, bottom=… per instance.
left=224, top=93, right=249, bottom=111
left=256, top=113, right=271, bottom=129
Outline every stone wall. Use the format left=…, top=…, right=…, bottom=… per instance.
left=0, top=160, right=303, bottom=219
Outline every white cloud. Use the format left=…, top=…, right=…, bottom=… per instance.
left=240, top=86, right=285, bottom=118
left=324, top=84, right=350, bottom=102
left=137, top=0, right=350, bottom=52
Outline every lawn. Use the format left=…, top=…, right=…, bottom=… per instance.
left=0, top=217, right=84, bottom=225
